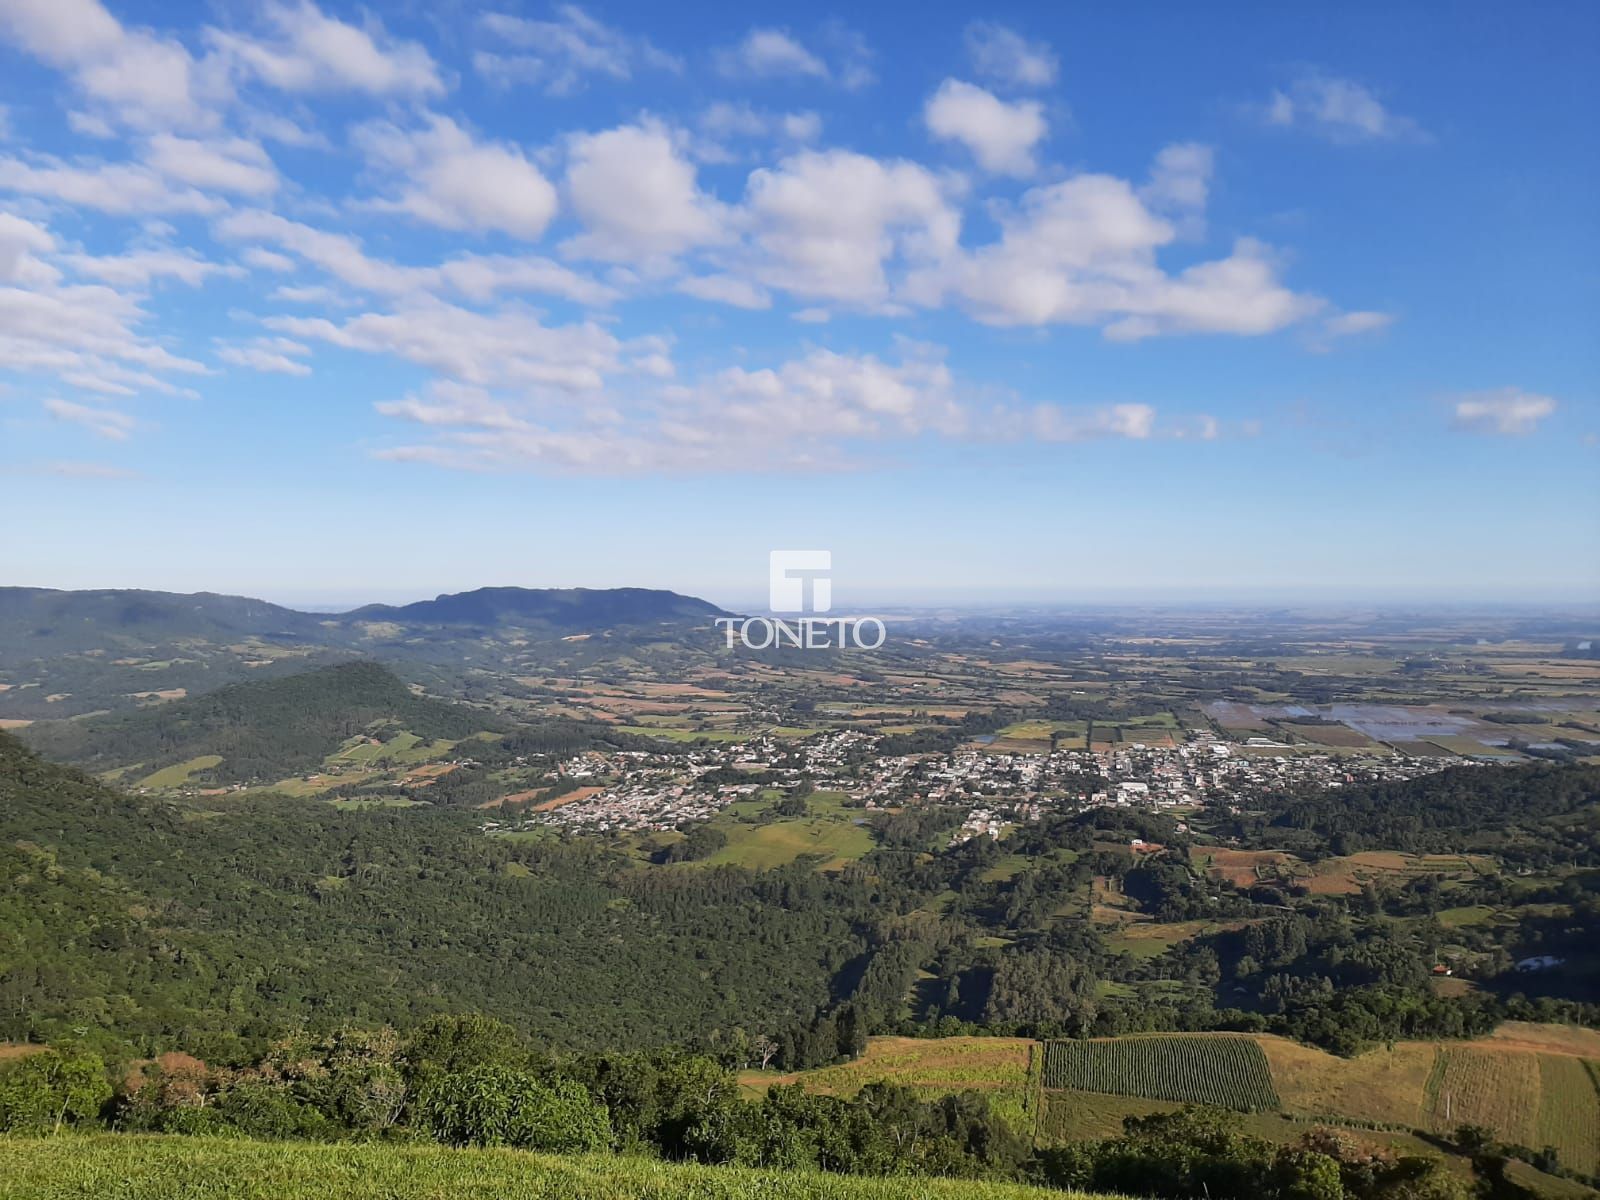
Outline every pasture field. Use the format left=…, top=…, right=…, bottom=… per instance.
left=1041, top=1036, right=1280, bottom=1111
left=705, top=795, right=876, bottom=871
left=741, top=1036, right=1034, bottom=1098
left=1424, top=1047, right=1542, bottom=1146
left=135, top=754, right=222, bottom=788
left=738, top=1037, right=1036, bottom=1132
left=0, top=1135, right=1102, bottom=1200
left=1535, top=1055, right=1600, bottom=1174
left=325, top=730, right=457, bottom=767
left=1259, top=1036, right=1438, bottom=1128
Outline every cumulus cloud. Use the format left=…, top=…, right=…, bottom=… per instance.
left=216, top=210, right=613, bottom=306
left=44, top=396, right=137, bottom=438
left=369, top=345, right=963, bottom=473
left=676, top=274, right=770, bottom=309
left=0, top=152, right=223, bottom=214
left=712, top=25, right=872, bottom=88
left=695, top=103, right=821, bottom=162
left=0, top=0, right=221, bottom=129
left=716, top=28, right=827, bottom=80
left=906, top=172, right=1320, bottom=337
left=1264, top=73, right=1423, bottom=142
left=206, top=1, right=442, bottom=97
left=353, top=115, right=558, bottom=241
left=561, top=121, right=728, bottom=263
left=924, top=79, right=1046, bottom=176
left=144, top=134, right=280, bottom=196
left=266, top=303, right=626, bottom=393
left=1139, top=142, right=1213, bottom=234
left=473, top=6, right=679, bottom=95
left=1450, top=388, right=1556, bottom=435
left=964, top=22, right=1058, bottom=88
left=738, top=149, right=960, bottom=308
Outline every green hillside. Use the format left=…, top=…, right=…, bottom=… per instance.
left=0, top=1136, right=1100, bottom=1200
left=0, top=730, right=865, bottom=1058
left=19, top=662, right=504, bottom=783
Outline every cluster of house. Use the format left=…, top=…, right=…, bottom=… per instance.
left=491, top=724, right=1464, bottom=838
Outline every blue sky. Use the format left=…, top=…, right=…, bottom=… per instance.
left=0, top=0, right=1595, bottom=609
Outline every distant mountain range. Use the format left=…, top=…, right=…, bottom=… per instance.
left=0, top=585, right=731, bottom=651
left=0, top=586, right=736, bottom=720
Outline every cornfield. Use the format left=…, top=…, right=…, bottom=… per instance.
left=1041, top=1036, right=1280, bottom=1112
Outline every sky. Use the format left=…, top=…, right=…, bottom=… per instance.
left=0, top=0, right=1596, bottom=610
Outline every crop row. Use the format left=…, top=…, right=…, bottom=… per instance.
left=1041, top=1037, right=1280, bottom=1112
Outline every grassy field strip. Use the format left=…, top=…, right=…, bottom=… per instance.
left=0, top=1135, right=1118, bottom=1200
left=1260, top=1036, right=1436, bottom=1128
left=1042, top=1036, right=1279, bottom=1112
left=1534, top=1055, right=1600, bottom=1174
left=1423, top=1047, right=1541, bottom=1146
left=739, top=1037, right=1035, bottom=1134
left=135, top=754, right=222, bottom=788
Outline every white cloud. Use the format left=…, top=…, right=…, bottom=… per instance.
left=562, top=121, right=728, bottom=262
left=473, top=6, right=679, bottom=95
left=924, top=80, right=1046, bottom=176
left=65, top=247, right=237, bottom=287
left=0, top=211, right=53, bottom=280
left=716, top=28, right=827, bottom=80
left=908, top=172, right=1320, bottom=337
left=1025, top=402, right=1156, bottom=442
left=44, top=396, right=137, bottom=439
left=247, top=112, right=329, bottom=150
left=144, top=134, right=279, bottom=196
left=267, top=303, right=624, bottom=393
left=1308, top=309, right=1394, bottom=351
left=964, top=22, right=1058, bottom=89
left=217, top=209, right=613, bottom=306
left=0, top=0, right=220, bottom=129
left=241, top=247, right=295, bottom=272
left=1265, top=74, right=1423, bottom=143
left=217, top=336, right=312, bottom=375
left=739, top=149, right=960, bottom=307
left=0, top=152, right=223, bottom=214
left=695, top=103, right=821, bottom=162
left=1139, top=142, right=1213, bottom=234
left=354, top=115, right=558, bottom=241
left=1450, top=388, right=1556, bottom=435
left=0, top=215, right=207, bottom=404
left=206, top=1, right=442, bottom=97
left=676, top=274, right=770, bottom=309
left=369, top=345, right=962, bottom=473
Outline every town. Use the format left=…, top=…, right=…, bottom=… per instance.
left=493, top=727, right=1471, bottom=838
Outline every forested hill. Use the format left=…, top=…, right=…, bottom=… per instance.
left=0, top=587, right=323, bottom=654
left=1252, top=762, right=1600, bottom=860
left=0, top=730, right=865, bottom=1060
left=343, top=586, right=731, bottom=629
left=19, top=661, right=506, bottom=782
left=0, top=585, right=729, bottom=660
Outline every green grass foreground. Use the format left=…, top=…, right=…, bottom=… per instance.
left=0, top=1135, right=1120, bottom=1200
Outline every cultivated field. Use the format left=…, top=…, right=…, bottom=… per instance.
left=1041, top=1035, right=1280, bottom=1111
